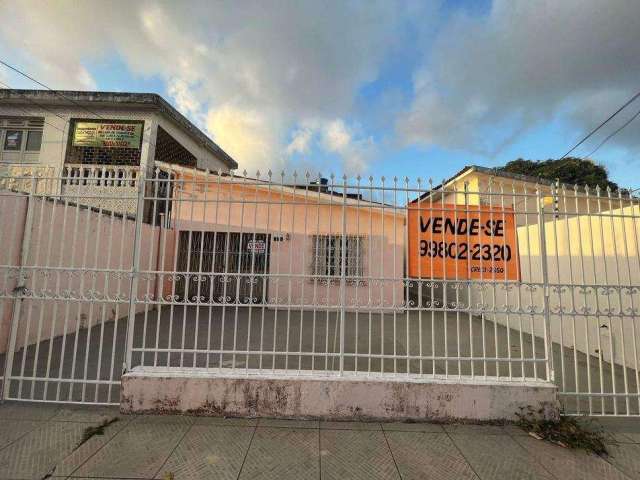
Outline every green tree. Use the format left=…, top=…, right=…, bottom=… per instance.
left=498, top=157, right=618, bottom=191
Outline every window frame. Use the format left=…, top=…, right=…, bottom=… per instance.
left=25, top=129, right=43, bottom=152
left=0, top=117, right=44, bottom=164
left=310, top=234, right=365, bottom=284
left=3, top=129, right=23, bottom=151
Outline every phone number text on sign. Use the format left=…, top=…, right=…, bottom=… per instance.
left=407, top=203, right=520, bottom=280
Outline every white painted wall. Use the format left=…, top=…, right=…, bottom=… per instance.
left=478, top=204, right=640, bottom=369
left=0, top=103, right=231, bottom=180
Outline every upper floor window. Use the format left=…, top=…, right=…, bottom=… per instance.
left=0, top=117, right=44, bottom=163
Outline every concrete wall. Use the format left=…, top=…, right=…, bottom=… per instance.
left=121, top=368, right=559, bottom=421
left=478, top=204, right=640, bottom=368
left=0, top=190, right=164, bottom=354
left=169, top=179, right=406, bottom=310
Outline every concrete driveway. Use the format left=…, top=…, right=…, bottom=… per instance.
left=1, top=305, right=637, bottom=414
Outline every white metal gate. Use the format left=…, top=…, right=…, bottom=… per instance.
left=1, top=167, right=639, bottom=415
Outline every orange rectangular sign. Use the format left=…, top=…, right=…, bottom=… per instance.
left=407, top=203, right=520, bottom=280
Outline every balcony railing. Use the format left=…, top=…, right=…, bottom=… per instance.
left=60, top=164, right=141, bottom=215
left=61, top=164, right=139, bottom=187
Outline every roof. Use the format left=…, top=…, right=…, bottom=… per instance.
left=155, top=161, right=399, bottom=210
left=410, top=164, right=556, bottom=204
left=0, top=89, right=238, bottom=169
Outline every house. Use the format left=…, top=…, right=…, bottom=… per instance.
left=409, top=165, right=640, bottom=370
left=412, top=164, right=633, bottom=221
left=156, top=164, right=406, bottom=311
left=0, top=89, right=237, bottom=212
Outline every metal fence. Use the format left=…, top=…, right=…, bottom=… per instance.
left=0, top=168, right=639, bottom=415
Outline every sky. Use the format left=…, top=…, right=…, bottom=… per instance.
left=1, top=0, right=640, bottom=189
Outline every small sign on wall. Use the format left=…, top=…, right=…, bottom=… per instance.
left=247, top=239, right=267, bottom=254
left=407, top=203, right=520, bottom=280
left=72, top=121, right=143, bottom=149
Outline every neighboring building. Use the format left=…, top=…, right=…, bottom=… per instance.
left=157, top=165, right=406, bottom=311
left=410, top=165, right=640, bottom=370
left=412, top=165, right=632, bottom=222
left=0, top=89, right=237, bottom=212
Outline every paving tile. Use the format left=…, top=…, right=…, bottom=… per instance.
left=72, top=421, right=190, bottom=478
left=0, top=419, right=43, bottom=450
left=51, top=404, right=123, bottom=423
left=594, top=417, right=640, bottom=443
left=0, top=420, right=91, bottom=479
left=615, top=432, right=640, bottom=443
left=450, top=432, right=554, bottom=479
left=320, top=420, right=382, bottom=430
left=604, top=443, right=640, bottom=479
left=594, top=417, right=640, bottom=434
left=239, top=427, right=318, bottom=480
left=443, top=424, right=507, bottom=435
left=320, top=429, right=399, bottom=479
left=386, top=431, right=478, bottom=479
left=512, top=435, right=631, bottom=479
left=194, top=416, right=258, bottom=427
left=259, top=418, right=319, bottom=429
left=381, top=421, right=444, bottom=433
left=155, top=425, right=253, bottom=480
left=54, top=417, right=132, bottom=476
left=0, top=401, right=60, bottom=421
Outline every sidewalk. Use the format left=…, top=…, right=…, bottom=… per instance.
left=0, top=402, right=638, bottom=479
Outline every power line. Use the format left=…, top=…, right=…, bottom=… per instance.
left=585, top=105, right=640, bottom=158
left=0, top=59, right=222, bottom=170
left=0, top=59, right=162, bottom=152
left=0, top=59, right=109, bottom=121
left=0, top=80, right=67, bottom=134
left=560, top=89, right=640, bottom=159
left=0, top=79, right=68, bottom=123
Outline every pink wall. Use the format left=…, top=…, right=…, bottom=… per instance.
left=0, top=191, right=163, bottom=354
left=170, top=180, right=406, bottom=310
left=0, top=195, right=27, bottom=355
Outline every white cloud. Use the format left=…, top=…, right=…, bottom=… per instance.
left=322, top=120, right=352, bottom=152
left=286, top=127, right=314, bottom=156
left=0, top=0, right=430, bottom=173
left=321, top=119, right=373, bottom=174
left=167, top=78, right=205, bottom=126
left=398, top=0, right=640, bottom=157
left=206, top=103, right=286, bottom=174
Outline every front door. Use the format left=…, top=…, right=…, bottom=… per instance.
left=176, top=231, right=270, bottom=304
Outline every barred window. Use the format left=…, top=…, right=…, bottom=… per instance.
left=311, top=235, right=364, bottom=279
